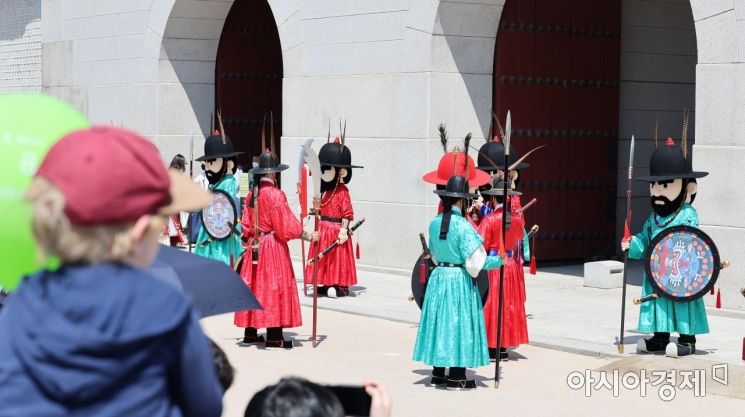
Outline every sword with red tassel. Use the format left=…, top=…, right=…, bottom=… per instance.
left=618, top=135, right=635, bottom=354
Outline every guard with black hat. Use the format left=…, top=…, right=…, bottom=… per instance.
left=194, top=113, right=243, bottom=267
left=622, top=114, right=713, bottom=358
left=412, top=144, right=505, bottom=390
left=235, top=113, right=319, bottom=349
left=304, top=120, right=363, bottom=298
left=477, top=177, right=531, bottom=360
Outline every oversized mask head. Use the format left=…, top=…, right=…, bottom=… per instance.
left=649, top=178, right=697, bottom=217
left=205, top=157, right=235, bottom=185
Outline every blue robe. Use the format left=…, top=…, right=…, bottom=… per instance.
left=628, top=204, right=709, bottom=335
left=195, top=175, right=243, bottom=265
left=413, top=210, right=502, bottom=368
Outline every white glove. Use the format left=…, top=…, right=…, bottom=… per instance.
left=337, top=228, right=349, bottom=244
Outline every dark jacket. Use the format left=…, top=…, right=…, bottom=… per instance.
left=0, top=263, right=223, bottom=417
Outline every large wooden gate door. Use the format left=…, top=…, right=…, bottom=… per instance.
left=216, top=0, right=283, bottom=168
left=493, top=0, right=621, bottom=261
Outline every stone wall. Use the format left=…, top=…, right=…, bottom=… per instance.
left=616, top=1, right=697, bottom=245
left=37, top=0, right=745, bottom=309
left=0, top=0, right=41, bottom=93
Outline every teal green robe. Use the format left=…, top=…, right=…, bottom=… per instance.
left=413, top=210, right=502, bottom=368
left=195, top=175, right=243, bottom=265
left=628, top=204, right=709, bottom=335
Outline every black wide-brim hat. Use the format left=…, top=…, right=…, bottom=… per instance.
left=319, top=142, right=363, bottom=169
left=480, top=188, right=522, bottom=197
left=433, top=175, right=478, bottom=199
left=195, top=134, right=243, bottom=161
left=477, top=141, right=529, bottom=171
left=248, top=150, right=289, bottom=174
left=634, top=139, right=708, bottom=182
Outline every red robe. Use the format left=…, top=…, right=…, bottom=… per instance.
left=234, top=181, right=302, bottom=329
left=305, top=184, right=357, bottom=287
left=478, top=207, right=528, bottom=348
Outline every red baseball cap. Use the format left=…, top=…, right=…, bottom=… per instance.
left=36, top=126, right=211, bottom=226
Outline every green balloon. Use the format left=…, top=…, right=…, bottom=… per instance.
left=0, top=94, right=89, bottom=291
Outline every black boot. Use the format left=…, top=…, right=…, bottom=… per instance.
left=265, top=327, right=293, bottom=349
left=316, top=286, right=329, bottom=297
left=666, top=334, right=696, bottom=358
left=636, top=332, right=670, bottom=353
left=446, top=367, right=476, bottom=389
left=431, top=367, right=447, bottom=386
left=499, top=347, right=508, bottom=360
left=242, top=327, right=265, bottom=344
left=488, top=347, right=508, bottom=360
left=327, top=286, right=350, bottom=298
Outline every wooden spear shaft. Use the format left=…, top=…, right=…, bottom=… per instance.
left=618, top=136, right=635, bottom=354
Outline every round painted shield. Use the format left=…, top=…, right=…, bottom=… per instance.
left=410, top=254, right=489, bottom=309
left=644, top=225, right=721, bottom=302
left=201, top=189, right=237, bottom=241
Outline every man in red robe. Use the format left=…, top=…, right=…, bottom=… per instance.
left=478, top=179, right=529, bottom=360
left=235, top=147, right=318, bottom=349
left=305, top=134, right=363, bottom=298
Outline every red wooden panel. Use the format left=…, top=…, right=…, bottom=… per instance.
left=493, top=0, right=620, bottom=261
left=215, top=0, right=283, bottom=168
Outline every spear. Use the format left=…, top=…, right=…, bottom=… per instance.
left=494, top=111, right=511, bottom=389
left=188, top=133, right=195, bottom=253
left=618, top=135, right=635, bottom=353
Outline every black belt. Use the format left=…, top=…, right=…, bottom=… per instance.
left=437, top=262, right=464, bottom=268
left=321, top=215, right=343, bottom=223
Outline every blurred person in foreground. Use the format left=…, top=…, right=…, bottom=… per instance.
left=244, top=377, right=391, bottom=417
left=0, top=127, right=223, bottom=417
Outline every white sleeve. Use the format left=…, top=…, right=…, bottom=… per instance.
left=465, top=246, right=486, bottom=278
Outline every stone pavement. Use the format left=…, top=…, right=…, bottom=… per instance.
left=291, top=260, right=745, bottom=365
left=203, top=306, right=745, bottom=417
left=201, top=260, right=745, bottom=416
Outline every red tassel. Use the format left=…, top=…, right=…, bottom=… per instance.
left=419, top=259, right=426, bottom=284
left=711, top=286, right=715, bottom=295
left=230, top=254, right=234, bottom=268
left=300, top=165, right=308, bottom=218
left=356, top=241, right=360, bottom=259
left=623, top=211, right=632, bottom=242
left=742, top=337, right=745, bottom=361
left=716, top=288, right=721, bottom=309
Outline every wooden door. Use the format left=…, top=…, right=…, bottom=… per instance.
left=493, top=0, right=621, bottom=261
left=215, top=0, right=283, bottom=168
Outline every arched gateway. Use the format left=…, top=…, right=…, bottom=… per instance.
left=215, top=0, right=283, bottom=168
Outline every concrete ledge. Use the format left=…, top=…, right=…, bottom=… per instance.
left=584, top=260, right=624, bottom=289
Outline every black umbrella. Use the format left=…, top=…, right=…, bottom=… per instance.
left=148, top=245, right=261, bottom=317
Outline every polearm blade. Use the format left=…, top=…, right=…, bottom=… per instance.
left=618, top=135, right=635, bottom=354
left=504, top=111, right=512, bottom=154
left=495, top=110, right=511, bottom=388
left=298, top=140, right=311, bottom=295
left=301, top=140, right=323, bottom=347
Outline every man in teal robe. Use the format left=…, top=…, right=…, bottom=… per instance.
left=194, top=132, right=243, bottom=265
left=623, top=137, right=709, bottom=357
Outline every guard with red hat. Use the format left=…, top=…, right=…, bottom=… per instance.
left=422, top=124, right=490, bottom=226
left=235, top=114, right=319, bottom=348
left=194, top=114, right=243, bottom=266
left=622, top=114, right=711, bottom=358
left=304, top=121, right=363, bottom=298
